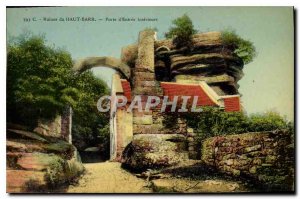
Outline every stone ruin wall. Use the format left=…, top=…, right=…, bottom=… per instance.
left=121, top=30, right=190, bottom=169
left=33, top=106, right=72, bottom=143
left=131, top=30, right=188, bottom=136
left=201, top=130, right=294, bottom=191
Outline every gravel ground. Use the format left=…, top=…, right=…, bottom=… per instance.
left=67, top=162, right=152, bottom=193
left=66, top=161, right=251, bottom=193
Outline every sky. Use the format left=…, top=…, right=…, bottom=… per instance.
left=6, top=7, right=294, bottom=120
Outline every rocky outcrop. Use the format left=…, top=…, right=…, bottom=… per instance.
left=121, top=31, right=243, bottom=95
left=155, top=32, right=243, bottom=95
left=201, top=130, right=294, bottom=191
left=7, top=128, right=84, bottom=193
left=122, top=134, right=188, bottom=171
left=155, top=31, right=222, bottom=50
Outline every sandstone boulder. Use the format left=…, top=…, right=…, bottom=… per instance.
left=16, top=152, right=63, bottom=171
left=7, top=170, right=46, bottom=193
left=7, top=128, right=84, bottom=193
left=122, top=134, right=188, bottom=171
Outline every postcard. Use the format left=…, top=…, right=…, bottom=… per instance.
left=6, top=6, right=295, bottom=193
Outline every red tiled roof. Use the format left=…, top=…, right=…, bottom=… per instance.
left=160, top=82, right=217, bottom=106
left=120, top=80, right=131, bottom=102
left=119, top=80, right=241, bottom=112
left=223, top=96, right=241, bottom=112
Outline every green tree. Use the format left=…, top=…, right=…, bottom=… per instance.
left=7, top=33, right=79, bottom=127
left=7, top=33, right=110, bottom=155
left=71, top=71, right=110, bottom=153
left=165, top=14, right=197, bottom=48
left=248, top=111, right=289, bottom=132
left=221, top=29, right=257, bottom=64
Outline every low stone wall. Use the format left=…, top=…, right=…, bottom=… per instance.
left=201, top=130, right=294, bottom=191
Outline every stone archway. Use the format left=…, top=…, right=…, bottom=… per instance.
left=73, top=56, right=132, bottom=161
left=73, top=56, right=131, bottom=80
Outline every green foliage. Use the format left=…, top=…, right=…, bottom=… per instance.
left=7, top=32, right=110, bottom=154
left=45, top=157, right=65, bottom=187
left=221, top=29, right=257, bottom=64
left=183, top=107, right=292, bottom=141
left=247, top=111, right=289, bottom=132
left=7, top=33, right=78, bottom=127
left=71, top=71, right=109, bottom=151
left=163, top=114, right=179, bottom=129
left=165, top=14, right=197, bottom=48
left=183, top=107, right=247, bottom=141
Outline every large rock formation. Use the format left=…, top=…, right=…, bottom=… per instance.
left=121, top=31, right=244, bottom=95
left=7, top=128, right=84, bottom=193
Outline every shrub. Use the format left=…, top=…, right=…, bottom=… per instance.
left=221, top=29, right=257, bottom=64
left=165, top=14, right=197, bottom=48
left=183, top=107, right=292, bottom=142
left=247, top=111, right=290, bottom=132
left=45, top=158, right=65, bottom=187
left=183, top=107, right=249, bottom=141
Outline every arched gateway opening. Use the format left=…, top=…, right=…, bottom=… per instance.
left=73, top=56, right=131, bottom=80
left=73, top=57, right=132, bottom=162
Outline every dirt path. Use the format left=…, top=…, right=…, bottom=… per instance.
left=66, top=161, right=252, bottom=193
left=67, top=162, right=152, bottom=193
